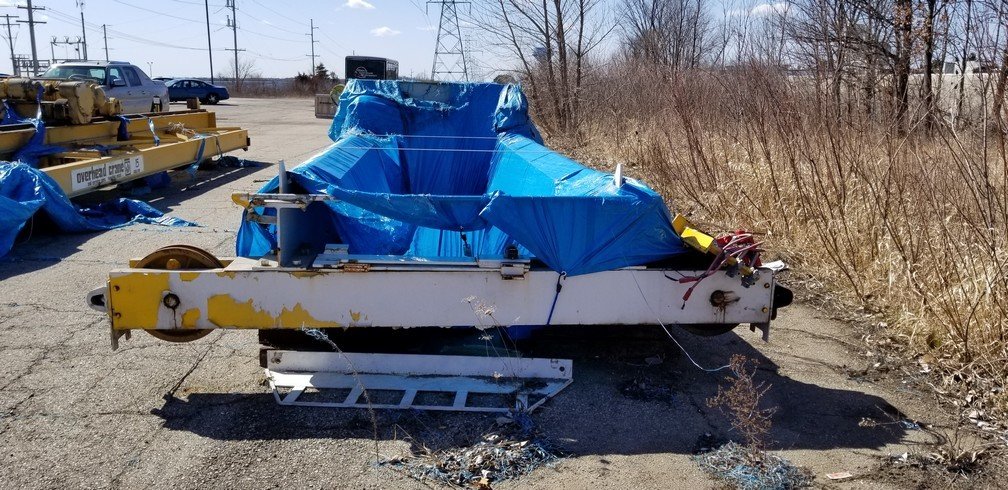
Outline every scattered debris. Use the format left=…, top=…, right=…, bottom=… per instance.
left=900, top=420, right=921, bottom=430
left=694, top=441, right=813, bottom=490
left=825, top=471, right=853, bottom=480
left=381, top=412, right=561, bottom=487
left=887, top=446, right=991, bottom=475
left=620, top=377, right=676, bottom=403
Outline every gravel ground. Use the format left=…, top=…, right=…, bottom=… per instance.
left=0, top=98, right=977, bottom=489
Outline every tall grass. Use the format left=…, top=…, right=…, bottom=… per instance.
left=564, top=64, right=1007, bottom=414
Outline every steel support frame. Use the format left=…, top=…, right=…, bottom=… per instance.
left=265, top=350, right=573, bottom=412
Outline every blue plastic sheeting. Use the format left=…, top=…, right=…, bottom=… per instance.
left=0, top=162, right=197, bottom=258
left=237, top=80, right=686, bottom=276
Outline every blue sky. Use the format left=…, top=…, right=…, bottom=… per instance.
left=0, top=0, right=443, bottom=79
left=0, top=0, right=775, bottom=79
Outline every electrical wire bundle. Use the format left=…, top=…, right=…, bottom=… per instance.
left=675, top=230, right=763, bottom=306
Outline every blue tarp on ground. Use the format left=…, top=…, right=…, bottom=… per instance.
left=0, top=162, right=197, bottom=258
left=237, top=80, right=687, bottom=276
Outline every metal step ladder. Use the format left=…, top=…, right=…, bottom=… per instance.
left=264, top=350, right=573, bottom=413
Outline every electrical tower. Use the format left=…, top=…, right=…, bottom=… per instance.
left=427, top=1, right=468, bottom=81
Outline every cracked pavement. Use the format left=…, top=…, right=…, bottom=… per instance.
left=0, top=98, right=946, bottom=488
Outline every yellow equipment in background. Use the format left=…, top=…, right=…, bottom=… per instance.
left=0, top=78, right=123, bottom=125
left=0, top=77, right=252, bottom=198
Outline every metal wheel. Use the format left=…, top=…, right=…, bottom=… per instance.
left=206, top=93, right=219, bottom=104
left=679, top=323, right=738, bottom=337
left=135, top=245, right=223, bottom=343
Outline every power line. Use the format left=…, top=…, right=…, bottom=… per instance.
left=237, top=6, right=303, bottom=36
left=249, top=0, right=303, bottom=27
left=319, top=31, right=348, bottom=51
left=242, top=49, right=300, bottom=62
left=111, top=0, right=202, bottom=23
left=237, top=24, right=301, bottom=43
left=46, top=8, right=204, bottom=52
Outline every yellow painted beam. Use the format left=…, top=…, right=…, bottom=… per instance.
left=43, top=128, right=249, bottom=197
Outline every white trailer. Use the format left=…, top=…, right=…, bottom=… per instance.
left=87, top=183, right=792, bottom=412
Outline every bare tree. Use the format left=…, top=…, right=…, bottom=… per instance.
left=218, top=56, right=260, bottom=92
left=471, top=0, right=612, bottom=135
left=620, top=0, right=714, bottom=70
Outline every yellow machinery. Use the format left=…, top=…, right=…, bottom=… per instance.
left=0, top=78, right=250, bottom=197
left=0, top=77, right=123, bottom=125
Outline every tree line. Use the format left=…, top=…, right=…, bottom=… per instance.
left=472, top=0, right=1008, bottom=135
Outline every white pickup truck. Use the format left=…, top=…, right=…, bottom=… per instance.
left=40, top=60, right=169, bottom=114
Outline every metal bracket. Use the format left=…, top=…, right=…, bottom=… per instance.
left=232, top=192, right=337, bottom=212
left=750, top=322, right=770, bottom=342
left=499, top=262, right=528, bottom=279
left=265, top=350, right=573, bottom=412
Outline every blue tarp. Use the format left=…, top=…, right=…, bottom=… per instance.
left=237, top=80, right=686, bottom=276
left=0, top=162, right=197, bottom=258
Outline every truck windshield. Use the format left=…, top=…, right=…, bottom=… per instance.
left=41, top=66, right=107, bottom=84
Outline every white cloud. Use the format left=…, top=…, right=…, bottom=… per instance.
left=750, top=2, right=788, bottom=16
left=345, top=0, right=375, bottom=9
left=370, top=26, right=400, bottom=37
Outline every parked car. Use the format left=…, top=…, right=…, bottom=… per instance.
left=165, top=79, right=229, bottom=104
left=40, top=61, right=169, bottom=114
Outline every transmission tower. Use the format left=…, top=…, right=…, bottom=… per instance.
left=427, top=1, right=468, bottom=81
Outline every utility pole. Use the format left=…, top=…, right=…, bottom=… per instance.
left=102, top=23, right=108, bottom=61
left=17, top=0, right=45, bottom=76
left=225, top=0, right=244, bottom=87
left=77, top=1, right=87, bottom=60
left=204, top=0, right=214, bottom=84
left=427, top=1, right=469, bottom=81
left=307, top=18, right=318, bottom=75
left=1, top=14, right=17, bottom=76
